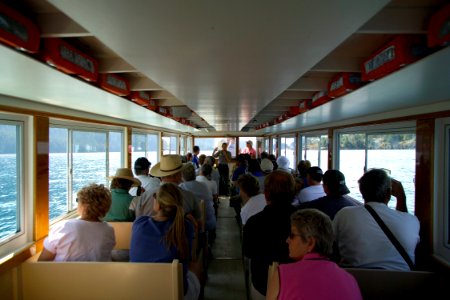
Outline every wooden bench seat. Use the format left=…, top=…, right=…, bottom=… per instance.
left=19, top=255, right=183, bottom=300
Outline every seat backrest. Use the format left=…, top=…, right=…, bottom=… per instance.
left=345, top=267, right=435, bottom=300
left=108, top=222, right=133, bottom=250
left=20, top=256, right=183, bottom=300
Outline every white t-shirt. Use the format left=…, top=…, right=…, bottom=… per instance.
left=240, top=193, right=266, bottom=225
left=298, top=184, right=326, bottom=204
left=129, top=175, right=161, bottom=196
left=333, top=202, right=420, bottom=270
left=196, top=175, right=218, bottom=197
left=43, top=219, right=115, bottom=261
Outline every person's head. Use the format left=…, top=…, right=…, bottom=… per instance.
left=358, top=168, right=391, bottom=204
left=322, top=170, right=350, bottom=196
left=193, top=146, right=200, bottom=154
left=264, top=170, right=295, bottom=205
left=237, top=154, right=248, bottom=166
left=198, top=154, right=206, bottom=166
left=200, top=163, right=213, bottom=179
left=206, top=156, right=216, bottom=166
left=150, top=154, right=184, bottom=183
left=77, top=183, right=111, bottom=221
left=276, top=156, right=290, bottom=170
left=221, top=142, right=228, bottom=150
left=297, top=160, right=311, bottom=177
left=260, top=158, right=274, bottom=173
left=154, top=183, right=188, bottom=260
left=185, top=152, right=193, bottom=162
left=108, top=168, right=141, bottom=191
left=260, top=151, right=269, bottom=159
left=134, top=157, right=151, bottom=176
left=288, top=209, right=334, bottom=260
left=248, top=158, right=262, bottom=174
left=307, top=167, right=323, bottom=184
left=246, top=140, right=253, bottom=148
left=181, top=163, right=196, bottom=182
left=237, top=174, right=260, bottom=200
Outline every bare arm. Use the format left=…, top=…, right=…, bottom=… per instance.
left=391, top=178, right=408, bottom=213
left=266, top=266, right=280, bottom=300
left=38, top=247, right=56, bottom=261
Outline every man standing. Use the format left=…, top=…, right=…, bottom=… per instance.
left=192, top=146, right=200, bottom=168
left=213, top=142, right=232, bottom=196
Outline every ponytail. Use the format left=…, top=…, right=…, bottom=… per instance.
left=156, top=183, right=189, bottom=260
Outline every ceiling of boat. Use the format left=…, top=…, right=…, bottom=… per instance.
left=6, top=0, right=448, bottom=133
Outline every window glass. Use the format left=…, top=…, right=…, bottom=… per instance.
left=195, top=137, right=237, bottom=157
left=238, top=137, right=257, bottom=156
left=337, top=129, right=416, bottom=213
left=72, top=131, right=107, bottom=210
left=280, top=136, right=296, bottom=169
left=301, top=135, right=328, bottom=171
left=109, top=131, right=122, bottom=176
left=49, top=127, right=69, bottom=220
left=0, top=123, right=20, bottom=240
left=131, top=132, right=158, bottom=167
left=162, top=135, right=177, bottom=155
left=180, top=136, right=186, bottom=155
left=49, top=124, right=124, bottom=221
left=367, top=133, right=416, bottom=212
left=264, top=138, right=269, bottom=154
left=271, top=137, right=278, bottom=156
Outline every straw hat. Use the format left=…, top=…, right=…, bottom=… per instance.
left=108, top=168, right=141, bottom=187
left=150, top=154, right=184, bottom=177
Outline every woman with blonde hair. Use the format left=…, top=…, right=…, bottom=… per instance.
left=39, top=183, right=115, bottom=261
left=130, top=183, right=200, bottom=300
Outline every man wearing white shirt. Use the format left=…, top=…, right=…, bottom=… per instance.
left=129, top=157, right=160, bottom=196
left=295, top=166, right=326, bottom=205
left=238, top=174, right=266, bottom=226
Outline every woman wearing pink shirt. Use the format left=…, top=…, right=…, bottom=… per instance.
left=266, top=209, right=362, bottom=300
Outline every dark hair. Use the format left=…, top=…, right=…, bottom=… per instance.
left=248, top=159, right=262, bottom=174
left=264, top=170, right=295, bottom=205
left=181, top=163, right=196, bottom=181
left=307, top=166, right=323, bottom=182
left=237, top=174, right=260, bottom=198
left=358, top=169, right=391, bottom=203
left=134, top=157, right=151, bottom=175
left=260, top=151, right=269, bottom=159
left=201, top=163, right=212, bottom=179
left=193, top=146, right=200, bottom=153
left=110, top=178, right=134, bottom=190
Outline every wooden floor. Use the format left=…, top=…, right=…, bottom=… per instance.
left=203, top=197, right=248, bottom=300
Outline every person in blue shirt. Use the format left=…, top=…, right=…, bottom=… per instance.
left=192, top=146, right=200, bottom=168
left=130, top=183, right=200, bottom=300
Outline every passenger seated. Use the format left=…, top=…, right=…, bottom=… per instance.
left=266, top=209, right=362, bottom=300
left=238, top=174, right=266, bottom=226
left=129, top=157, right=161, bottom=196
left=38, top=183, right=115, bottom=261
left=297, top=170, right=357, bottom=220
left=130, top=183, right=201, bottom=300
left=243, top=170, right=296, bottom=297
left=333, top=168, right=420, bottom=270
left=293, top=166, right=326, bottom=205
left=276, top=156, right=292, bottom=174
left=104, top=168, right=141, bottom=222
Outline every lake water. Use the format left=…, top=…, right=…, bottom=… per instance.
left=0, top=149, right=416, bottom=240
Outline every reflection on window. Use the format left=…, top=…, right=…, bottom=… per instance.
left=337, top=130, right=416, bottom=213
left=132, top=132, right=159, bottom=167
left=180, top=136, right=186, bottom=155
left=195, top=137, right=237, bottom=157
left=49, top=125, right=123, bottom=221
left=0, top=122, right=21, bottom=240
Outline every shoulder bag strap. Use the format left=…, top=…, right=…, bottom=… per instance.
left=364, top=204, right=414, bottom=270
